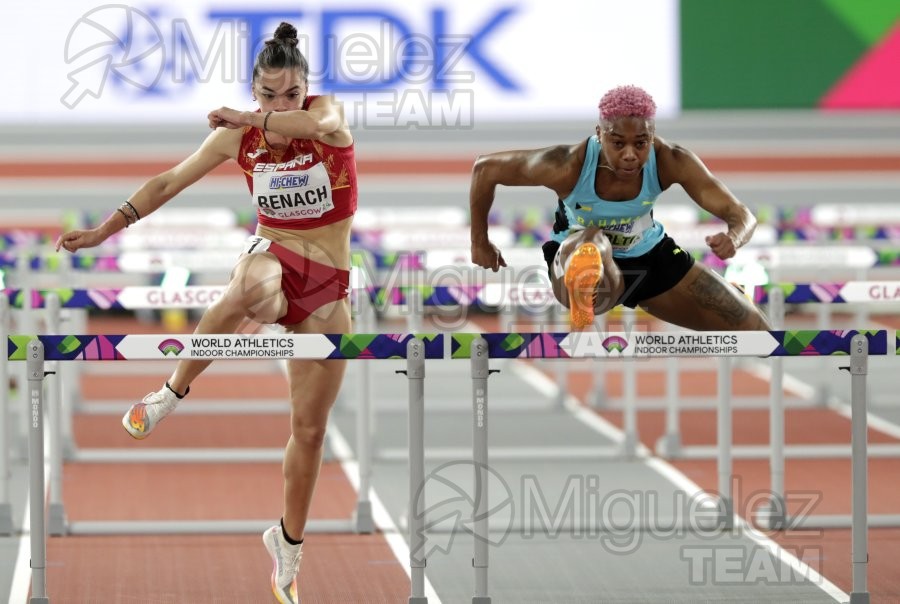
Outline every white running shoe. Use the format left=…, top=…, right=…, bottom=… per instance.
left=122, top=383, right=186, bottom=439
left=263, top=525, right=303, bottom=604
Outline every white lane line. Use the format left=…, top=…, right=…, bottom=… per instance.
left=9, top=492, right=32, bottom=604
left=9, top=457, right=50, bottom=604
left=511, top=360, right=850, bottom=603
left=326, top=428, right=442, bottom=603
left=642, top=455, right=850, bottom=604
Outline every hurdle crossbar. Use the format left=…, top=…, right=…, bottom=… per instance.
left=0, top=295, right=12, bottom=536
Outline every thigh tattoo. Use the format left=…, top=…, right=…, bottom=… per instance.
left=687, top=270, right=749, bottom=327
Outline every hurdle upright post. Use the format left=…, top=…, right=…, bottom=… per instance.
left=620, top=307, right=638, bottom=457
left=471, top=336, right=491, bottom=604
left=405, top=338, right=427, bottom=604
left=0, top=294, right=12, bottom=535
left=551, top=303, right=569, bottom=410
left=587, top=313, right=608, bottom=409
left=17, top=261, right=37, bottom=457
left=26, top=339, right=50, bottom=603
left=44, top=293, right=67, bottom=536
left=656, top=320, right=681, bottom=457
left=716, top=356, right=734, bottom=530
left=848, top=334, right=870, bottom=604
left=353, top=292, right=375, bottom=533
left=813, top=304, right=832, bottom=405
left=764, top=288, right=786, bottom=529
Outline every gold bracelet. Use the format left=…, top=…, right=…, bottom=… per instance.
left=263, top=111, right=273, bottom=131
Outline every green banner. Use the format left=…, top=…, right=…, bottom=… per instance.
left=681, top=0, right=900, bottom=108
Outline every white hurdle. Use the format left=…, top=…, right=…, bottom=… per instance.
left=37, top=291, right=390, bottom=537
left=648, top=281, right=900, bottom=532
left=15, top=332, right=437, bottom=604
left=24, top=341, right=49, bottom=604
left=454, top=330, right=880, bottom=604
left=0, top=295, right=11, bottom=535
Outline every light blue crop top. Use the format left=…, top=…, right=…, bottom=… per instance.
left=550, top=135, right=664, bottom=258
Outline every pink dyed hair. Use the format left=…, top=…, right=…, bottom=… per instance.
left=598, top=85, right=657, bottom=121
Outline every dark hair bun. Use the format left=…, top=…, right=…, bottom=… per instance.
left=272, top=22, right=298, bottom=47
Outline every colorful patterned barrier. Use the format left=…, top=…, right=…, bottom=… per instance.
left=5, top=330, right=887, bottom=361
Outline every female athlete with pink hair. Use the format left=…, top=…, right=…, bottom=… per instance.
left=470, top=85, right=770, bottom=331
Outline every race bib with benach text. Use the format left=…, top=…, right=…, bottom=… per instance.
left=252, top=162, right=334, bottom=221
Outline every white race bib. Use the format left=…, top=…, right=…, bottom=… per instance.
left=600, top=212, right=653, bottom=251
left=252, top=163, right=334, bottom=221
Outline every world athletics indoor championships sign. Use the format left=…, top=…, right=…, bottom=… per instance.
left=448, top=330, right=890, bottom=359
left=4, top=331, right=892, bottom=361
left=5, top=334, right=445, bottom=361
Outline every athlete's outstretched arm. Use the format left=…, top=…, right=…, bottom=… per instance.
left=657, top=139, right=756, bottom=260
left=470, top=144, right=580, bottom=271
left=56, top=128, right=237, bottom=253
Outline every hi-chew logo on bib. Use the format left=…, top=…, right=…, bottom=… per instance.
left=253, top=163, right=334, bottom=220
left=269, top=174, right=309, bottom=189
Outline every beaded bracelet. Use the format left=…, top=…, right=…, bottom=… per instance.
left=123, top=200, right=141, bottom=221
left=116, top=207, right=132, bottom=228
left=117, top=201, right=140, bottom=227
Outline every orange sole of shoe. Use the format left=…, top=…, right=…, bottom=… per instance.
left=564, top=243, right=603, bottom=330
left=123, top=403, right=149, bottom=440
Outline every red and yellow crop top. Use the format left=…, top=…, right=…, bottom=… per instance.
left=236, top=95, right=358, bottom=230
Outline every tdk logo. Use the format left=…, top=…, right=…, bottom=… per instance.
left=212, top=8, right=520, bottom=91
left=118, top=6, right=521, bottom=95
left=270, top=174, right=309, bottom=189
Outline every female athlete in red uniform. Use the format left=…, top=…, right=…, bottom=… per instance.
left=56, top=22, right=349, bottom=603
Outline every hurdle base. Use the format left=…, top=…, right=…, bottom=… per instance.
left=786, top=514, right=900, bottom=529
left=66, top=518, right=356, bottom=535
left=409, top=597, right=428, bottom=604
left=379, top=445, right=627, bottom=462
left=850, top=592, right=870, bottom=604
left=0, top=503, right=14, bottom=536
left=48, top=503, right=68, bottom=536
left=29, top=598, right=49, bottom=604
left=70, top=447, right=287, bottom=463
left=654, top=433, right=682, bottom=458
left=353, top=501, right=375, bottom=534
left=472, top=597, right=491, bottom=604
